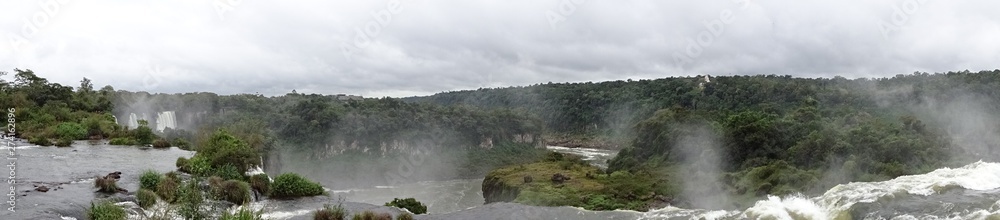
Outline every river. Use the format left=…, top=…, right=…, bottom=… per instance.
left=2, top=142, right=999, bottom=220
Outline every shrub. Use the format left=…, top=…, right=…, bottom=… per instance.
left=55, top=138, right=73, bottom=147
left=270, top=173, right=325, bottom=198
left=108, top=137, right=137, bottom=146
left=249, top=174, right=271, bottom=196
left=152, top=139, right=171, bottom=148
left=197, top=130, right=260, bottom=172
left=375, top=213, right=392, bottom=220
left=29, top=136, right=52, bottom=146
left=396, top=213, right=414, bottom=220
left=137, top=189, right=157, bottom=209
left=183, top=156, right=212, bottom=176
left=220, top=207, right=264, bottom=220
left=134, top=124, right=155, bottom=145
left=213, top=164, right=246, bottom=181
left=95, top=177, right=119, bottom=193
left=313, top=204, right=347, bottom=220
left=176, top=157, right=189, bottom=172
left=139, top=170, right=162, bottom=191
left=219, top=180, right=252, bottom=205
left=352, top=211, right=377, bottom=220
left=87, top=201, right=126, bottom=220
left=55, top=122, right=87, bottom=140
left=177, top=179, right=206, bottom=220
left=156, top=176, right=179, bottom=203
left=172, top=138, right=191, bottom=150
left=385, top=198, right=427, bottom=214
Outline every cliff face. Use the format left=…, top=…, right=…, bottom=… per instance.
left=482, top=172, right=522, bottom=204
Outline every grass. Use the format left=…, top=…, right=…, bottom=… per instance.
left=95, top=176, right=119, bottom=193
left=396, top=213, right=414, bottom=220
left=249, top=174, right=271, bottom=196
left=313, top=204, right=348, bottom=220
left=220, top=207, right=264, bottom=220
left=137, top=189, right=157, bottom=209
left=270, top=173, right=325, bottom=198
left=139, top=170, right=162, bottom=191
left=87, top=201, right=126, bottom=220
left=156, top=176, right=179, bottom=203
left=219, top=180, right=252, bottom=205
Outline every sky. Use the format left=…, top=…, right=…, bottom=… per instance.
left=1, top=0, right=999, bottom=97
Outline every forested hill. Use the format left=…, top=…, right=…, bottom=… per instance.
left=410, top=70, right=1000, bottom=206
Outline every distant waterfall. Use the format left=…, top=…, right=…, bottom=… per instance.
left=155, top=111, right=177, bottom=132
left=127, top=113, right=140, bottom=129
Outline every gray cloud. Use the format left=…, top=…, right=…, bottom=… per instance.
left=2, top=0, right=998, bottom=97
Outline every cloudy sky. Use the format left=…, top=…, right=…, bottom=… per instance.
left=2, top=0, right=999, bottom=97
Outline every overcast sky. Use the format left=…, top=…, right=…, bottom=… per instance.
left=2, top=0, right=999, bottom=97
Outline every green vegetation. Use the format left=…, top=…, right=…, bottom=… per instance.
left=137, top=189, right=157, bottom=209
left=108, top=137, right=137, bottom=146
left=384, top=198, right=427, bottom=215
left=177, top=179, right=206, bottom=220
left=313, top=204, right=348, bottom=220
left=218, top=180, right=252, bottom=205
left=152, top=139, right=171, bottom=148
left=396, top=213, right=414, bottom=220
left=176, top=130, right=259, bottom=181
left=249, top=174, right=271, bottom=196
left=139, top=170, right=162, bottom=191
left=270, top=173, right=325, bottom=198
left=220, top=207, right=264, bottom=220
left=483, top=152, right=664, bottom=211
left=350, top=211, right=392, bottom=220
left=87, top=201, right=127, bottom=220
left=155, top=175, right=179, bottom=203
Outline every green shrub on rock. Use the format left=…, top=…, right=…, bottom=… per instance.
left=137, top=189, right=157, bottom=209
left=139, top=170, right=162, bottom=191
left=313, top=204, right=347, bottom=220
left=218, top=180, right=253, bottom=205
left=87, top=201, right=126, bottom=220
left=385, top=198, right=427, bottom=214
left=249, top=174, right=271, bottom=196
left=270, top=173, right=324, bottom=198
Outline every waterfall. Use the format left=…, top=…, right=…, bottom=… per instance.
left=155, top=111, right=177, bottom=132
left=127, top=113, right=139, bottom=129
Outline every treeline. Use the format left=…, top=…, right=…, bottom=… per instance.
left=0, top=69, right=158, bottom=147
left=413, top=69, right=1000, bottom=207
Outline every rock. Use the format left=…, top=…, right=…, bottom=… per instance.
left=551, top=173, right=571, bottom=184
left=105, top=171, right=122, bottom=180
left=35, top=186, right=49, bottom=192
left=523, top=176, right=533, bottom=183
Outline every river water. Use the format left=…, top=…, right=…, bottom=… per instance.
left=3, top=142, right=999, bottom=220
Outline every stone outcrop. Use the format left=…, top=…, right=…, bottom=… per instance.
left=482, top=174, right=521, bottom=204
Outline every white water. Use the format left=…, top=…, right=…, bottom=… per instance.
left=642, top=161, right=1000, bottom=220
left=155, top=111, right=177, bottom=132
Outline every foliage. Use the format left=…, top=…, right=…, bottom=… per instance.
left=152, top=139, right=171, bottom=148
left=193, top=129, right=260, bottom=174
left=55, top=138, right=73, bottom=147
left=213, top=164, right=246, bottom=181
left=137, top=189, right=157, bottom=209
left=139, top=170, right=162, bottom=191
left=270, top=173, right=325, bottom=198
left=384, top=198, right=427, bottom=215
left=108, top=137, right=137, bottom=146
left=176, top=157, right=189, bottom=172
left=249, top=174, right=271, bottom=196
left=54, top=122, right=87, bottom=140
left=218, top=180, right=252, bottom=205
left=94, top=176, right=119, bottom=193
left=29, top=137, right=52, bottom=146
left=156, top=176, right=179, bottom=203
left=177, top=179, right=207, bottom=220
left=87, top=201, right=126, bottom=220
left=313, top=204, right=348, bottom=220
left=350, top=210, right=390, bottom=220
left=220, top=207, right=264, bottom=220
left=396, top=213, right=414, bottom=220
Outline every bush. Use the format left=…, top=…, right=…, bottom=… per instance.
left=177, top=179, right=206, bottom=220
left=183, top=156, right=212, bottom=176
left=375, top=213, right=393, bottom=220
left=172, top=138, right=191, bottom=150
left=29, top=136, right=52, bottom=146
left=108, top=137, right=137, bottom=146
left=249, top=174, right=271, bottom=196
left=176, top=157, right=189, bottom=172
left=87, top=201, right=126, bottom=220
left=352, top=211, right=377, bottom=220
left=313, top=204, right=347, bottom=220
left=213, top=164, right=246, bottom=181
left=197, top=130, right=260, bottom=172
left=137, top=189, right=157, bottom=209
left=152, top=139, right=171, bottom=148
left=55, top=122, right=87, bottom=140
left=156, top=176, right=179, bottom=203
left=95, top=177, right=119, bottom=193
left=385, top=198, right=427, bottom=214
left=219, top=180, right=252, bottom=205
left=396, top=213, right=414, bottom=220
left=55, top=138, right=73, bottom=147
left=134, top=124, right=155, bottom=145
left=220, top=207, right=264, bottom=220
left=139, top=170, right=162, bottom=191
left=270, top=173, right=325, bottom=198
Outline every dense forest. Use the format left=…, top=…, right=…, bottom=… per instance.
left=414, top=70, right=1000, bottom=208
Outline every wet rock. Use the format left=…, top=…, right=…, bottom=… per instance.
left=551, top=173, right=570, bottom=184
left=35, top=186, right=49, bottom=192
